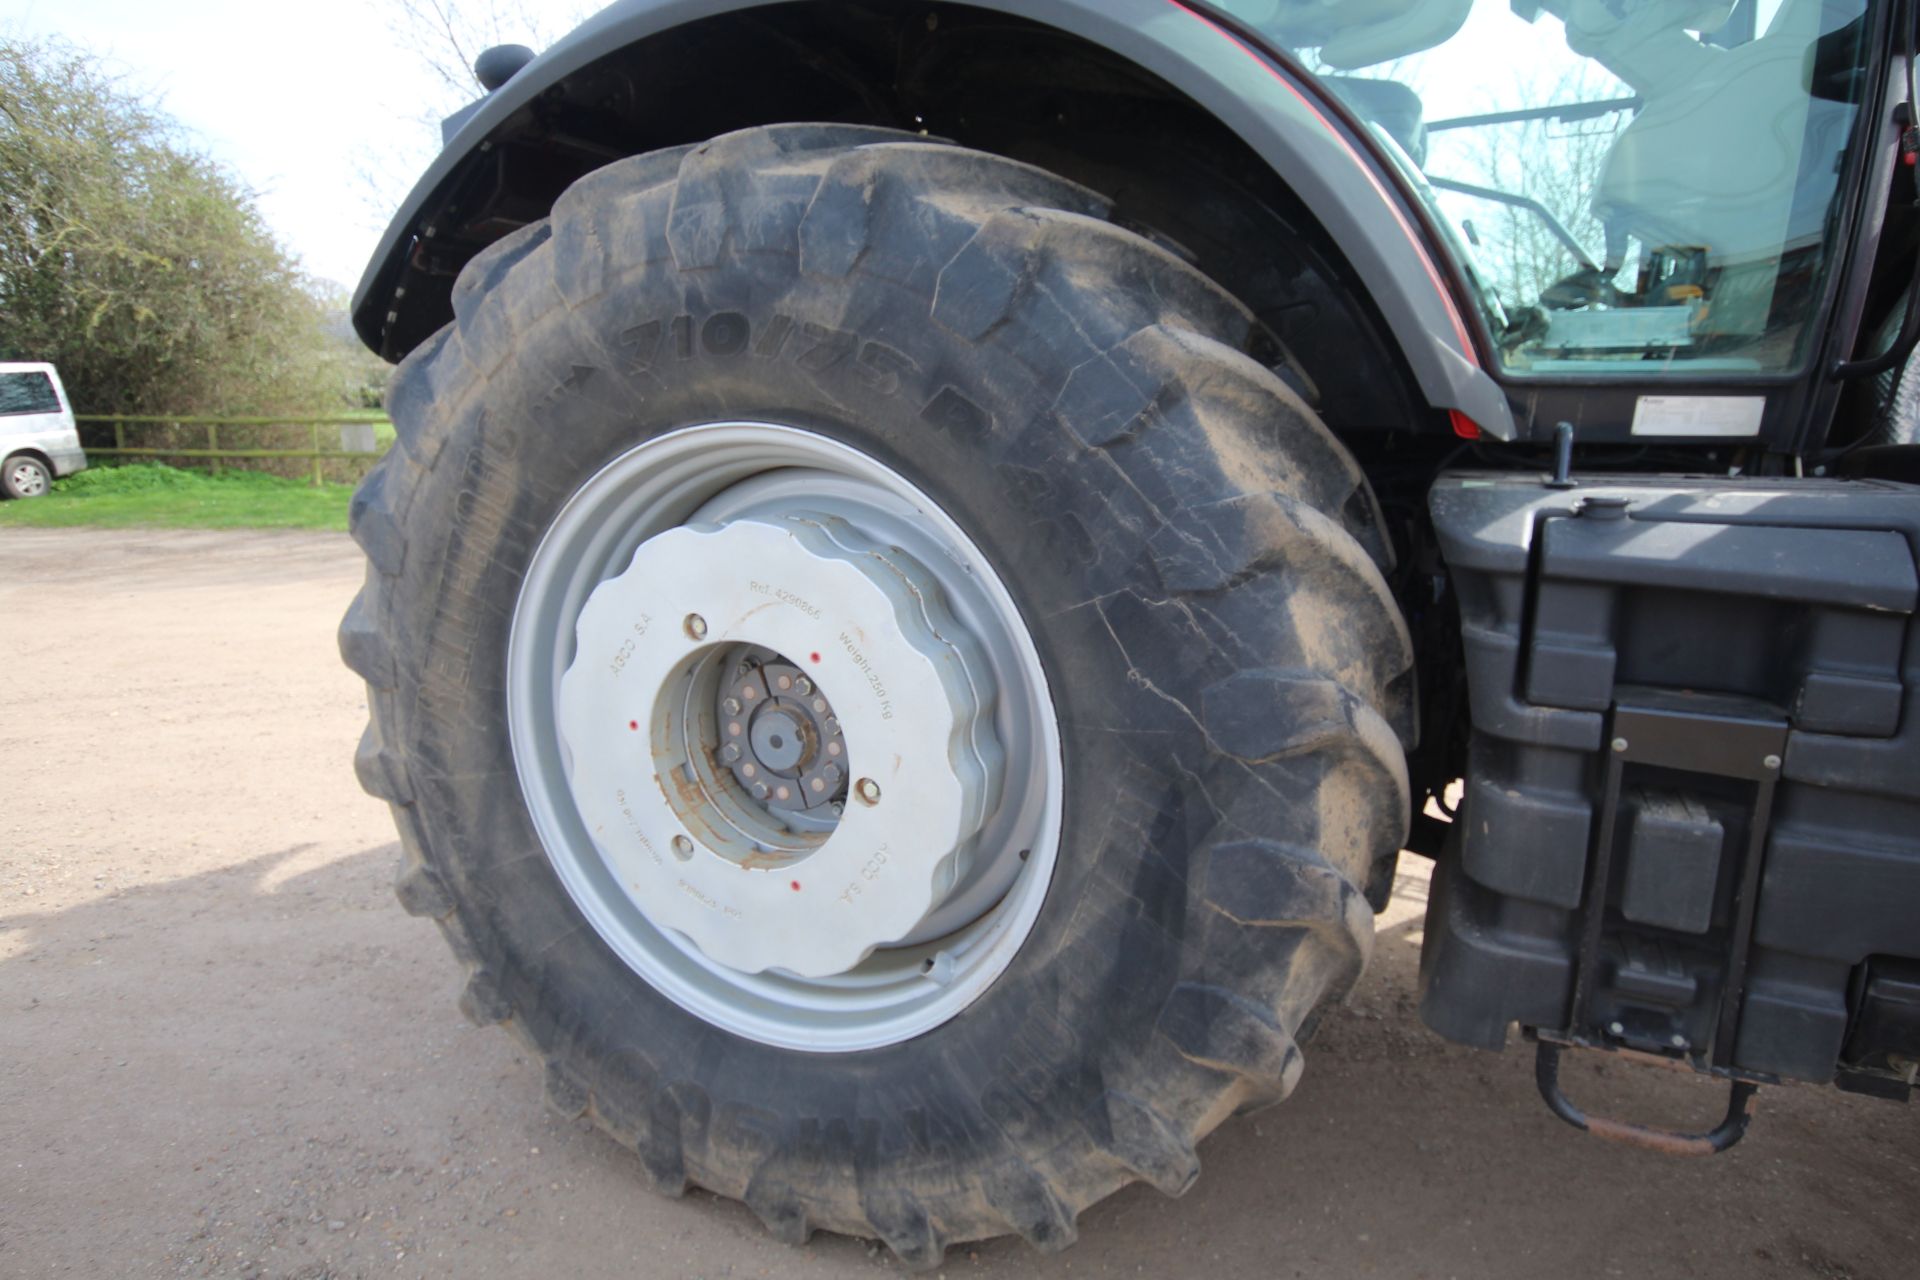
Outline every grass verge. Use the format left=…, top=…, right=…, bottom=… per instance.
left=0, top=463, right=356, bottom=532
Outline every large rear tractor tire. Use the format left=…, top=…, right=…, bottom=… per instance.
left=342, top=124, right=1413, bottom=1266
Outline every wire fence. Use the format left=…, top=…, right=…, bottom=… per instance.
left=78, top=415, right=392, bottom=486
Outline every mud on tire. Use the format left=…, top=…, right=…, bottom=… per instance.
left=341, top=124, right=1414, bottom=1267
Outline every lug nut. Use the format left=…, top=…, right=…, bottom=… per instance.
left=684, top=613, right=708, bottom=641
left=751, top=781, right=770, bottom=801
left=796, top=677, right=813, bottom=696
left=855, top=778, right=881, bottom=806
left=822, top=764, right=841, bottom=783
left=720, top=744, right=741, bottom=764
left=722, top=696, right=742, bottom=715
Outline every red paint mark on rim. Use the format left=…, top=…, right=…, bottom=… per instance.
left=809, top=651, right=822, bottom=664
left=628, top=720, right=639, bottom=731
left=1164, top=0, right=1479, bottom=361
left=790, top=880, right=802, bottom=892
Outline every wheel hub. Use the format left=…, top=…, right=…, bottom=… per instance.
left=556, top=510, right=1003, bottom=978
left=720, top=658, right=847, bottom=815
left=9, top=460, right=47, bottom=497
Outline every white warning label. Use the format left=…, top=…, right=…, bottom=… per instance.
left=1630, top=396, right=1765, bottom=439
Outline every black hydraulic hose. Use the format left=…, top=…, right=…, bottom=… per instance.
left=1834, top=0, right=1920, bottom=381
left=1836, top=263, right=1920, bottom=380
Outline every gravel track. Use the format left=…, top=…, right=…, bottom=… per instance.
left=1, top=527, right=1913, bottom=1279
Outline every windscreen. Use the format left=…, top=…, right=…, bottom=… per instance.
left=1205, top=0, right=1876, bottom=377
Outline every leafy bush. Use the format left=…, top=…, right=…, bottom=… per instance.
left=0, top=38, right=345, bottom=416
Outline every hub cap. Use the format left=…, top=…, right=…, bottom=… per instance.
left=556, top=512, right=1003, bottom=977
left=507, top=423, right=1061, bottom=1051
left=8, top=459, right=48, bottom=497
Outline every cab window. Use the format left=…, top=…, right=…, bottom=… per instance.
left=1204, top=0, right=1876, bottom=377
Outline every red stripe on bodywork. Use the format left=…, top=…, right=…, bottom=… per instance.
left=1165, top=0, right=1480, bottom=363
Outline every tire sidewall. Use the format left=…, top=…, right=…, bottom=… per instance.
left=389, top=241, right=1217, bottom=1215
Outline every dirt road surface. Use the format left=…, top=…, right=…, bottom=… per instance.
left=2, top=527, right=1914, bottom=1280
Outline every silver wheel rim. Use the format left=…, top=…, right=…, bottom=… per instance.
left=507, top=422, right=1063, bottom=1052
left=9, top=460, right=47, bottom=496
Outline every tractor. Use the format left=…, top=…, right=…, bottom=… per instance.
left=342, top=0, right=1919, bottom=1263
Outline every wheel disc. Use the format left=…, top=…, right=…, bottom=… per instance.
left=9, top=460, right=48, bottom=497
left=507, top=422, right=1062, bottom=1051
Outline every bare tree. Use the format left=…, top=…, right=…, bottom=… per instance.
left=1442, top=65, right=1632, bottom=310
left=351, top=2, right=595, bottom=261
left=388, top=0, right=594, bottom=123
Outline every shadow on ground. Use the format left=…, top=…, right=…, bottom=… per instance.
left=3, top=849, right=1913, bottom=1280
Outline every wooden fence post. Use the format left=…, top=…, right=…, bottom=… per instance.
left=207, top=422, right=221, bottom=476
left=311, top=423, right=323, bottom=488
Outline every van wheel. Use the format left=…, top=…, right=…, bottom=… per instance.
left=2, top=455, right=51, bottom=499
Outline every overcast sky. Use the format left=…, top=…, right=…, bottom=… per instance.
left=3, top=0, right=522, bottom=294
left=4, top=0, right=1805, bottom=312
left=1, top=0, right=1617, bottom=297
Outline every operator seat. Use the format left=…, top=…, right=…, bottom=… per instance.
left=1212, top=0, right=1464, bottom=164
left=1214, top=0, right=1475, bottom=68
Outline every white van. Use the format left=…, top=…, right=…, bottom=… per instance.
left=0, top=363, right=87, bottom=499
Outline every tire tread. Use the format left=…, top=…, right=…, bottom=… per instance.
left=344, top=123, right=1415, bottom=1264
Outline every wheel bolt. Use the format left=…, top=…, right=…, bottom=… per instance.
left=722, top=696, right=742, bottom=715
left=855, top=778, right=881, bottom=806
left=684, top=613, right=708, bottom=641
left=720, top=744, right=741, bottom=764
left=751, top=781, right=770, bottom=801
left=796, top=677, right=813, bottom=696
left=823, top=764, right=841, bottom=783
